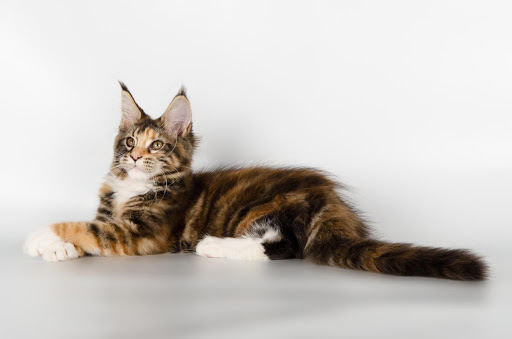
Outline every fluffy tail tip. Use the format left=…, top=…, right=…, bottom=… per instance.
left=446, top=250, right=488, bottom=281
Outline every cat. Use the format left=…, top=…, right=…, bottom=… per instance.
left=24, top=82, right=487, bottom=281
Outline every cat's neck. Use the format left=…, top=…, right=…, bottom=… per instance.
left=105, top=173, right=155, bottom=206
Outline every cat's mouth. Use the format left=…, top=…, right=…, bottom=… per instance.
left=127, top=165, right=152, bottom=180
left=129, top=165, right=146, bottom=173
left=129, top=163, right=156, bottom=175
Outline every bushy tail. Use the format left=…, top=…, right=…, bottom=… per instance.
left=306, top=237, right=488, bottom=281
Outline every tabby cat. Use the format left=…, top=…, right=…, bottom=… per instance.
left=24, top=83, right=487, bottom=281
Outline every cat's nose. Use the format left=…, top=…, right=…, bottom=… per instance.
left=130, top=153, right=142, bottom=161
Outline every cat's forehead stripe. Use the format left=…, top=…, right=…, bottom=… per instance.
left=135, top=128, right=159, bottom=142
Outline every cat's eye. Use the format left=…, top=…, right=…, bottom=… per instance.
left=126, top=137, right=135, bottom=147
left=151, top=140, right=164, bottom=150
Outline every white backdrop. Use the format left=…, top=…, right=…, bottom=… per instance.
left=1, top=0, right=511, bottom=259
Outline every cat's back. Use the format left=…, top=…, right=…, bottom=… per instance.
left=191, top=166, right=339, bottom=197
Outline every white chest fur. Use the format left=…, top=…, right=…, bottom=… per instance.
left=105, top=174, right=155, bottom=209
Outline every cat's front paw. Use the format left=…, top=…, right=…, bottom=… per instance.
left=24, top=227, right=79, bottom=262
left=41, top=242, right=80, bottom=262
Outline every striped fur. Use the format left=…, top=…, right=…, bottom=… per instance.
left=24, top=83, right=488, bottom=280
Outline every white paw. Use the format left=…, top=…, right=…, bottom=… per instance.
left=195, top=236, right=226, bottom=258
left=42, top=242, right=79, bottom=262
left=24, top=227, right=78, bottom=262
left=195, top=236, right=269, bottom=261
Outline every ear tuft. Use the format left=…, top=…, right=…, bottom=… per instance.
left=175, top=85, right=187, bottom=98
left=119, top=81, right=144, bottom=130
left=160, top=88, right=192, bottom=137
left=119, top=80, right=132, bottom=93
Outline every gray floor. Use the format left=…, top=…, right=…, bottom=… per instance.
left=2, top=238, right=510, bottom=339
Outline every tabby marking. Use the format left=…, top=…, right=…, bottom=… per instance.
left=23, top=83, right=488, bottom=281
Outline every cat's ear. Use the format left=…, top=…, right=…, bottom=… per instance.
left=119, top=81, right=144, bottom=130
left=160, top=87, right=192, bottom=137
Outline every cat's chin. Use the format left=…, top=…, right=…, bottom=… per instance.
left=127, top=167, right=150, bottom=181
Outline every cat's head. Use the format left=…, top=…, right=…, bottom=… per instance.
left=111, top=82, right=197, bottom=181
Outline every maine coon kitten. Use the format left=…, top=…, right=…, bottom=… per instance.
left=24, top=83, right=487, bottom=281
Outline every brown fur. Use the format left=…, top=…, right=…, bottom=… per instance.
left=49, top=84, right=487, bottom=281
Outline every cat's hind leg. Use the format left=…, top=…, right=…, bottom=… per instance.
left=195, top=221, right=296, bottom=261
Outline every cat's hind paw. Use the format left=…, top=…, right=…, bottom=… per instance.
left=195, top=235, right=269, bottom=261
left=195, top=236, right=225, bottom=258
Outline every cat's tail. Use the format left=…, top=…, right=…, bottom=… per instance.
left=304, top=237, right=488, bottom=281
